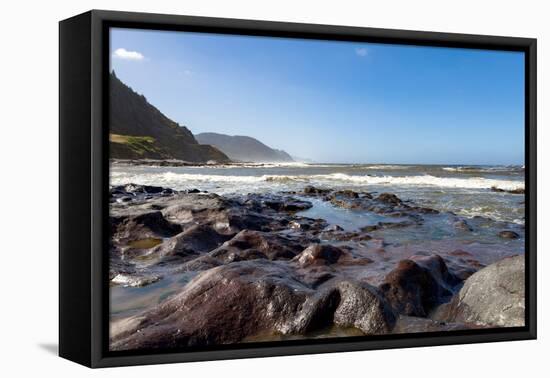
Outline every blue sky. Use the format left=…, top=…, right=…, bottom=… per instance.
left=110, top=28, right=525, bottom=165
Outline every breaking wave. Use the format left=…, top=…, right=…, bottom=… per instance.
left=111, top=171, right=524, bottom=192
left=442, top=166, right=524, bottom=173
left=363, top=165, right=412, bottom=170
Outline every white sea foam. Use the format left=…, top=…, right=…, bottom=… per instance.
left=456, top=206, right=525, bottom=225
left=442, top=166, right=523, bottom=173
left=310, top=173, right=524, bottom=191
left=111, top=171, right=524, bottom=192
left=364, top=165, right=411, bottom=170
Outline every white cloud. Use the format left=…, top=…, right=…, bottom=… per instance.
left=355, top=47, right=368, bottom=57
left=113, top=48, right=144, bottom=61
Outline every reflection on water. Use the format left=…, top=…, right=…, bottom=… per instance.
left=298, top=197, right=405, bottom=231
left=127, top=238, right=163, bottom=249
left=110, top=271, right=198, bottom=319
left=243, top=324, right=365, bottom=343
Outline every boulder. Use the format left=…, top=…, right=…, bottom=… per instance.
left=332, top=281, right=396, bottom=334
left=110, top=210, right=182, bottom=242
left=262, top=198, right=313, bottom=212
left=498, top=230, right=520, bottom=239
left=151, top=224, right=232, bottom=260
left=379, top=254, right=459, bottom=317
left=110, top=260, right=396, bottom=350
left=209, top=229, right=307, bottom=263
left=324, top=224, right=344, bottom=232
left=294, top=244, right=345, bottom=267
left=377, top=193, right=403, bottom=205
left=491, top=186, right=525, bottom=195
left=453, top=219, right=473, bottom=232
left=303, top=185, right=332, bottom=195
left=333, top=189, right=360, bottom=198
left=433, top=255, right=525, bottom=327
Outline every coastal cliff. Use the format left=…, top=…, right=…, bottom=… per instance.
left=196, top=132, right=293, bottom=163
left=109, top=72, right=229, bottom=163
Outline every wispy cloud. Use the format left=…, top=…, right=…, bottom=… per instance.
left=113, top=48, right=145, bottom=61
left=355, top=47, right=368, bottom=57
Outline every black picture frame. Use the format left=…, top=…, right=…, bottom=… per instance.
left=59, top=9, right=537, bottom=368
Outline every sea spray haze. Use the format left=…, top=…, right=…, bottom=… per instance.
left=108, top=26, right=526, bottom=352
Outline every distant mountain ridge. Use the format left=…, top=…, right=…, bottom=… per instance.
left=109, top=72, right=229, bottom=162
left=196, top=133, right=294, bottom=163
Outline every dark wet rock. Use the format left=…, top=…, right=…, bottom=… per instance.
left=411, top=254, right=462, bottom=288
left=109, top=190, right=332, bottom=272
left=301, top=186, right=440, bottom=224
left=331, top=281, right=396, bottom=333
left=287, top=287, right=342, bottom=332
left=319, top=229, right=372, bottom=242
left=160, top=193, right=283, bottom=234
left=209, top=229, right=307, bottom=263
left=350, top=233, right=373, bottom=242
left=491, top=186, right=525, bottom=195
left=360, top=224, right=380, bottom=232
left=287, top=280, right=396, bottom=334
left=178, top=254, right=221, bottom=272
left=432, top=255, right=525, bottom=327
left=498, top=230, right=520, bottom=239
left=453, top=219, right=473, bottom=232
left=110, top=183, right=176, bottom=203
left=287, top=217, right=328, bottom=232
left=109, top=254, right=138, bottom=282
left=443, top=250, right=485, bottom=280
left=413, top=207, right=440, bottom=214
left=294, top=244, right=345, bottom=267
left=332, top=189, right=360, bottom=199
left=297, top=271, right=336, bottom=289
left=110, top=261, right=309, bottom=350
left=261, top=198, right=313, bottom=212
left=379, top=254, right=460, bottom=317
left=490, top=186, right=505, bottom=192
left=324, top=224, right=344, bottom=232
left=449, top=266, right=479, bottom=281
left=116, top=183, right=166, bottom=195
left=329, top=197, right=363, bottom=209
left=377, top=193, right=402, bottom=205
left=111, top=210, right=182, bottom=242
left=303, top=185, right=332, bottom=195
left=151, top=225, right=232, bottom=261
left=110, top=260, right=395, bottom=350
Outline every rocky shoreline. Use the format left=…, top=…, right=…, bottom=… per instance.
left=109, top=183, right=525, bottom=351
left=110, top=158, right=293, bottom=168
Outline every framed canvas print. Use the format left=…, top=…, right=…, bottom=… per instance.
left=59, top=10, right=537, bottom=368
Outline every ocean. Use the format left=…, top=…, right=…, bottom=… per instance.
left=110, top=162, right=525, bottom=225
